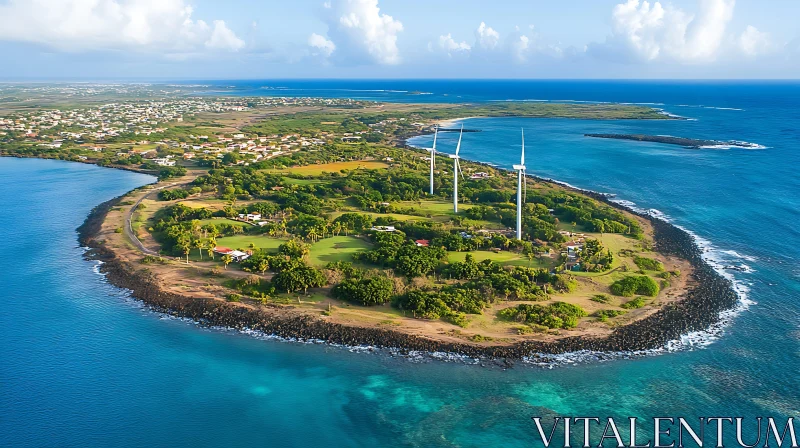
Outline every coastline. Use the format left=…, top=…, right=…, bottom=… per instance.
left=76, top=150, right=740, bottom=362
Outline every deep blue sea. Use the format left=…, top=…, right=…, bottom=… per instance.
left=2, top=81, right=800, bottom=447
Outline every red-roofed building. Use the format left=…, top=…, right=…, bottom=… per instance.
left=415, top=239, right=430, bottom=247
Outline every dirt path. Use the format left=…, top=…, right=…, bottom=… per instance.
left=124, top=178, right=193, bottom=255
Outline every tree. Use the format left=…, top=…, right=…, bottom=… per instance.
left=222, top=254, right=233, bottom=270
left=332, top=276, right=394, bottom=306
left=254, top=258, right=270, bottom=275
left=272, top=265, right=325, bottom=294
left=195, top=239, right=206, bottom=261
left=279, top=238, right=310, bottom=259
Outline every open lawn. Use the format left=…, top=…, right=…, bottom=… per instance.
left=394, top=200, right=474, bottom=215
left=269, top=160, right=389, bottom=176
left=215, top=234, right=287, bottom=250
left=329, top=210, right=425, bottom=222
left=197, top=218, right=250, bottom=228
left=178, top=198, right=229, bottom=210
left=309, top=236, right=371, bottom=266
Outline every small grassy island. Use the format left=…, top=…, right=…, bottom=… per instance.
left=3, top=86, right=738, bottom=357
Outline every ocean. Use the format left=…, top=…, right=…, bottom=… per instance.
left=1, top=81, right=799, bottom=447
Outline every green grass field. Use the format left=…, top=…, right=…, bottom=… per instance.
left=447, top=250, right=553, bottom=268
left=268, top=160, right=389, bottom=176
left=215, top=234, right=287, bottom=250
left=328, top=210, right=424, bottom=222
left=197, top=218, right=250, bottom=228
left=308, top=236, right=371, bottom=266
left=394, top=200, right=474, bottom=215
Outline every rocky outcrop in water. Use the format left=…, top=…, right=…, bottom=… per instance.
left=585, top=133, right=762, bottom=149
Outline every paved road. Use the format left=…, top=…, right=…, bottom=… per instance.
left=124, top=181, right=187, bottom=256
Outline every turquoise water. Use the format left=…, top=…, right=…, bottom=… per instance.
left=2, top=81, right=800, bottom=447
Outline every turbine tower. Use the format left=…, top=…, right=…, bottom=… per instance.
left=513, top=128, right=527, bottom=240
left=449, top=125, right=464, bottom=213
left=425, top=126, right=438, bottom=195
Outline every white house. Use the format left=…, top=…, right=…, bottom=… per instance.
left=238, top=213, right=262, bottom=222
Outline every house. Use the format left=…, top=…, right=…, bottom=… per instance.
left=469, top=172, right=490, bottom=180
left=238, top=213, right=262, bottom=222
left=415, top=239, right=430, bottom=247
left=153, top=157, right=176, bottom=167
left=213, top=246, right=251, bottom=262
left=370, top=225, right=396, bottom=232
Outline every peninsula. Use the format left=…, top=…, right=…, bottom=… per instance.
left=1, top=84, right=738, bottom=358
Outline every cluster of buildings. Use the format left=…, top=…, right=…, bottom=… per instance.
left=0, top=94, right=366, bottom=165
left=558, top=231, right=587, bottom=270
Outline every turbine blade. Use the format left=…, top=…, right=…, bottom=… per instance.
left=455, top=125, right=463, bottom=156
left=432, top=126, right=438, bottom=150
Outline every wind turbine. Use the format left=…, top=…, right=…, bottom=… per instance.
left=513, top=128, right=527, bottom=240
left=425, top=126, right=439, bottom=195
left=449, top=125, right=465, bottom=213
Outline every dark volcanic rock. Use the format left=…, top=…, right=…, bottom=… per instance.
left=585, top=133, right=761, bottom=149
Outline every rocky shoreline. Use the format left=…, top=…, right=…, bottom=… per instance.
left=79, top=176, right=740, bottom=361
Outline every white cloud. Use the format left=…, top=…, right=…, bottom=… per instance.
left=0, top=0, right=246, bottom=54
left=435, top=34, right=471, bottom=57
left=510, top=34, right=530, bottom=62
left=321, top=0, right=403, bottom=65
left=739, top=25, right=772, bottom=56
left=308, top=33, right=336, bottom=57
left=592, top=0, right=736, bottom=63
left=475, top=22, right=500, bottom=51
left=206, top=20, right=246, bottom=52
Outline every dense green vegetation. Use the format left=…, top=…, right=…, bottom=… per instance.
left=610, top=275, right=660, bottom=297
left=497, top=302, right=588, bottom=330
left=621, top=297, right=648, bottom=309
left=634, top=256, right=665, bottom=271
left=594, top=309, right=627, bottom=322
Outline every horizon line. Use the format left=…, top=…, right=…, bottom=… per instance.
left=2, top=77, right=800, bottom=83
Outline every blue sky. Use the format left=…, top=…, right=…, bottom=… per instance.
left=1, top=0, right=798, bottom=80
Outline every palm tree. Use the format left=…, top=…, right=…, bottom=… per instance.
left=182, top=245, right=191, bottom=264
left=222, top=254, right=233, bottom=270
left=196, top=239, right=206, bottom=261
left=208, top=237, right=217, bottom=259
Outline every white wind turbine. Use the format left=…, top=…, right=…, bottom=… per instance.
left=449, top=125, right=465, bottom=213
left=424, top=126, right=439, bottom=195
left=513, top=128, right=527, bottom=240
